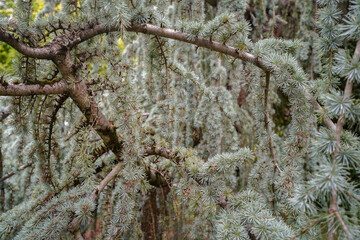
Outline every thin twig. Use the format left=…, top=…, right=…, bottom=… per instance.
left=0, top=162, right=33, bottom=182
left=288, top=221, right=318, bottom=240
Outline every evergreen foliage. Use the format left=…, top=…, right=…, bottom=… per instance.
left=0, top=0, right=359, bottom=239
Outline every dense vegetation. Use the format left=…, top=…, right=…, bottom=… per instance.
left=0, top=0, right=360, bottom=239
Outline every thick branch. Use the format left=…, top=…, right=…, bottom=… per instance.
left=67, top=80, right=122, bottom=156
left=0, top=29, right=53, bottom=59
left=0, top=80, right=68, bottom=96
left=127, top=24, right=269, bottom=70
left=55, top=52, right=122, bottom=157
left=65, top=23, right=268, bottom=70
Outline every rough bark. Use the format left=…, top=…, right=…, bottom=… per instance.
left=0, top=80, right=68, bottom=96
left=141, top=188, right=161, bottom=240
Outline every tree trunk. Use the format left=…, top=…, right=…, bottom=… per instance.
left=142, top=188, right=161, bottom=240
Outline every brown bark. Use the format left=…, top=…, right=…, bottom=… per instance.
left=0, top=80, right=68, bottom=96
left=54, top=52, right=123, bottom=158
left=141, top=188, right=161, bottom=240
left=237, top=87, right=249, bottom=107
left=0, top=28, right=54, bottom=59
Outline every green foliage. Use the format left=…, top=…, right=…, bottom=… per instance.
left=0, top=0, right=360, bottom=239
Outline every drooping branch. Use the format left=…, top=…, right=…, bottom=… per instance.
left=0, top=29, right=53, bottom=59
left=130, top=24, right=269, bottom=70
left=46, top=94, right=69, bottom=177
left=309, top=96, right=336, bottom=131
left=0, top=80, right=68, bottom=96
left=75, top=24, right=271, bottom=71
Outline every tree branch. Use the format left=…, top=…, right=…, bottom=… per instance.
left=90, top=162, right=122, bottom=201
left=288, top=221, right=318, bottom=240
left=328, top=39, right=360, bottom=240
left=143, top=146, right=184, bottom=164
left=68, top=162, right=122, bottom=233
left=309, top=95, right=336, bottom=131
left=0, top=162, right=32, bottom=182
left=61, top=23, right=268, bottom=70
left=0, top=29, right=53, bottom=59
left=0, top=80, right=68, bottom=96
left=54, top=51, right=123, bottom=157
left=126, top=24, right=269, bottom=70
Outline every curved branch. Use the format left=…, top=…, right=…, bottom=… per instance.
left=143, top=146, right=184, bottom=164
left=55, top=52, right=123, bottom=157
left=127, top=24, right=268, bottom=70
left=0, top=80, right=68, bottom=96
left=60, top=22, right=268, bottom=70
left=72, top=23, right=334, bottom=130
left=0, top=29, right=53, bottom=59
left=132, top=24, right=268, bottom=64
